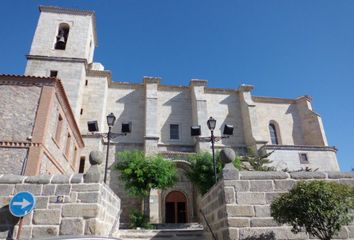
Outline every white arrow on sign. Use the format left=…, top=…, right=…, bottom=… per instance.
left=13, top=198, right=31, bottom=209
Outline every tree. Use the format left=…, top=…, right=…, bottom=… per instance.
left=271, top=181, right=354, bottom=240
left=115, top=151, right=177, bottom=220
left=186, top=152, right=223, bottom=195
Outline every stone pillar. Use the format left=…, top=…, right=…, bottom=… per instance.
left=144, top=77, right=160, bottom=155
left=149, top=189, right=161, bottom=223
left=238, top=84, right=266, bottom=152
left=190, top=80, right=210, bottom=152
left=296, top=96, right=328, bottom=146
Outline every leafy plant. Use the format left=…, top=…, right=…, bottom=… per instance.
left=271, top=181, right=354, bottom=240
left=129, top=209, right=153, bottom=229
left=115, top=151, right=177, bottom=218
left=186, top=152, right=223, bottom=195
left=240, top=148, right=276, bottom=171
left=233, top=156, right=242, bottom=170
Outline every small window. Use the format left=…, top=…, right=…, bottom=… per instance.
left=79, top=157, right=85, bottom=173
left=269, top=123, right=279, bottom=145
left=50, top=70, right=58, bottom=78
left=65, top=133, right=71, bottom=158
left=73, top=146, right=78, bottom=165
left=55, top=23, right=70, bottom=50
left=85, top=80, right=88, bottom=86
left=55, top=114, right=63, bottom=143
left=170, top=124, right=179, bottom=140
left=80, top=108, right=83, bottom=115
left=299, top=153, right=309, bottom=164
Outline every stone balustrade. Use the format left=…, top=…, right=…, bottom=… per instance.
left=200, top=171, right=354, bottom=240
left=0, top=174, right=121, bottom=239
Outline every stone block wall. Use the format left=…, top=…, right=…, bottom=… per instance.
left=200, top=171, right=354, bottom=240
left=0, top=174, right=120, bottom=239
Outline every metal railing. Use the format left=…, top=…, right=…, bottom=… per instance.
left=199, top=209, right=217, bottom=240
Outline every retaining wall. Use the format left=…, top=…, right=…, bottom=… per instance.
left=200, top=171, right=354, bottom=240
left=0, top=174, right=121, bottom=239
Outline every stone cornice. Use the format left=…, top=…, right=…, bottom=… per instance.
left=26, top=55, right=87, bottom=66
left=239, top=84, right=254, bottom=92
left=252, top=96, right=296, bottom=104
left=144, top=76, right=161, bottom=84
left=205, top=87, right=238, bottom=94
left=189, top=79, right=208, bottom=87
left=0, top=141, right=40, bottom=148
left=0, top=74, right=56, bottom=86
left=263, top=144, right=337, bottom=152
left=39, top=5, right=98, bottom=47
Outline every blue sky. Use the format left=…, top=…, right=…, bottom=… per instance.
left=0, top=0, right=353, bottom=171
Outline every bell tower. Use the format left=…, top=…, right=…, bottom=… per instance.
left=25, top=6, right=97, bottom=119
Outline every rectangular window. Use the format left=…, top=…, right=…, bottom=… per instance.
left=50, top=70, right=58, bottom=78
left=80, top=108, right=83, bottom=115
left=65, top=133, right=71, bottom=159
left=79, top=157, right=85, bottom=173
left=299, top=153, right=309, bottom=164
left=85, top=80, right=88, bottom=86
left=170, top=124, right=179, bottom=140
left=55, top=114, right=63, bottom=144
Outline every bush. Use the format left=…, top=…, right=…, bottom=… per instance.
left=186, top=152, right=223, bottom=195
left=129, top=209, right=153, bottom=229
left=271, top=181, right=354, bottom=240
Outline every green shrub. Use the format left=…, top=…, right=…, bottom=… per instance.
left=129, top=209, right=153, bottom=229
left=271, top=181, right=354, bottom=240
left=186, top=152, right=223, bottom=195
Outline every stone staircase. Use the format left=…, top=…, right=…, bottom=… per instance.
left=116, top=223, right=207, bottom=240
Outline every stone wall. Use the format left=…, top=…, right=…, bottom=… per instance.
left=0, top=174, right=120, bottom=239
left=200, top=171, right=354, bottom=240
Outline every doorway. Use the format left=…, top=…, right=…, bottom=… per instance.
left=165, top=191, right=187, bottom=223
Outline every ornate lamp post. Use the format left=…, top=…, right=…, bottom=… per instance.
left=104, top=113, right=116, bottom=183
left=191, top=117, right=234, bottom=183
left=207, top=117, right=217, bottom=184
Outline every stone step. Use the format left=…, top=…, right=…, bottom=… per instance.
left=117, top=229, right=206, bottom=240
left=154, top=222, right=204, bottom=229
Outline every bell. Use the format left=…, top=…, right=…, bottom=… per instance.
left=57, top=35, right=65, bottom=44
left=56, top=30, right=66, bottom=43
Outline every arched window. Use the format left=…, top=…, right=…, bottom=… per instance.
left=55, top=23, right=70, bottom=50
left=269, top=123, right=279, bottom=145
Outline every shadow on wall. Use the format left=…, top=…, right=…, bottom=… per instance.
left=114, top=88, right=145, bottom=144
left=0, top=205, right=19, bottom=239
left=243, top=232, right=276, bottom=240
left=286, top=104, right=305, bottom=145
left=160, top=91, right=193, bottom=146
left=219, top=94, right=245, bottom=147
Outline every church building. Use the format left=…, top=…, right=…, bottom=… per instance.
left=0, top=6, right=339, bottom=225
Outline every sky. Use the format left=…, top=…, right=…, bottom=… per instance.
left=0, top=0, right=353, bottom=171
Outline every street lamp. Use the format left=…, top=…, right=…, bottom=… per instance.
left=104, top=113, right=116, bottom=183
left=191, top=117, right=234, bottom=183
left=87, top=113, right=131, bottom=184
left=207, top=117, right=217, bottom=184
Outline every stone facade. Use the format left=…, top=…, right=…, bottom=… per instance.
left=200, top=171, right=354, bottom=240
left=0, top=75, right=84, bottom=175
left=0, top=174, right=120, bottom=239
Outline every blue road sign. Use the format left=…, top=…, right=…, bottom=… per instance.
left=9, top=191, right=36, bottom=217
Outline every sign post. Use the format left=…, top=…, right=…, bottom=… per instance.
left=9, top=192, right=36, bottom=240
